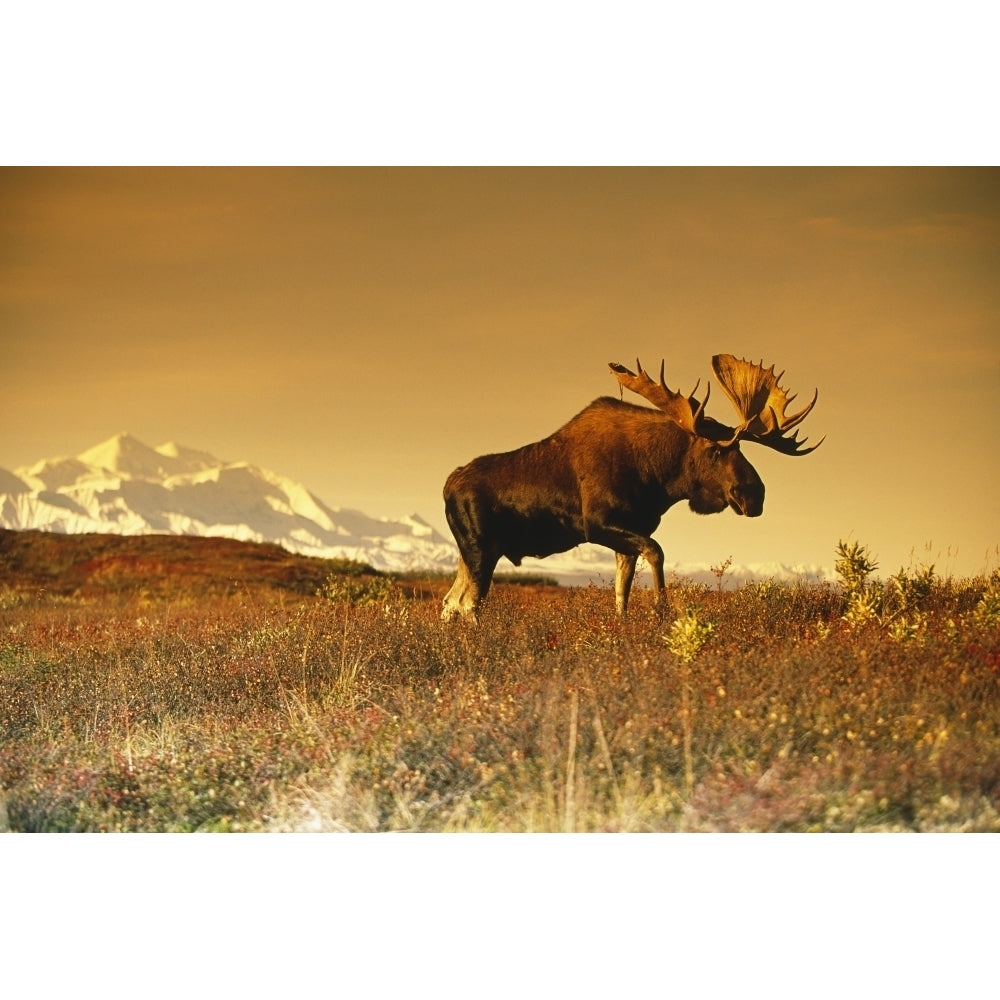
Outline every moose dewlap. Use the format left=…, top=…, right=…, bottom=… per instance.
left=441, top=354, right=823, bottom=622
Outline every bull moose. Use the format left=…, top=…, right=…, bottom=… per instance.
left=441, top=354, right=823, bottom=621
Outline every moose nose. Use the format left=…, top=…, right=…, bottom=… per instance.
left=744, top=488, right=764, bottom=517
left=732, top=487, right=764, bottom=517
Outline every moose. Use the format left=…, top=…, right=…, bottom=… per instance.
left=441, top=354, right=823, bottom=621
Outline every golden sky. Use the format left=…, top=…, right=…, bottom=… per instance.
left=2, top=167, right=998, bottom=577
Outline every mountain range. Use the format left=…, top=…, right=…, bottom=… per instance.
left=0, top=434, right=836, bottom=587
left=0, top=433, right=457, bottom=574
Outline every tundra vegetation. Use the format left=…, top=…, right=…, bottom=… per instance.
left=1, top=530, right=998, bottom=832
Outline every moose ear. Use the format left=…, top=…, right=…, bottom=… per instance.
left=609, top=359, right=708, bottom=433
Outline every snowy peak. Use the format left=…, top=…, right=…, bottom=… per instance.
left=1, top=434, right=457, bottom=574
left=76, top=433, right=216, bottom=481
left=155, top=441, right=220, bottom=473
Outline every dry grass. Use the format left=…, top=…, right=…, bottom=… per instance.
left=1, top=531, right=998, bottom=832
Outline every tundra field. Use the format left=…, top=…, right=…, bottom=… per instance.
left=1, top=530, right=999, bottom=833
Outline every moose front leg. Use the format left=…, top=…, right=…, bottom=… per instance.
left=614, top=553, right=637, bottom=615
left=592, top=527, right=666, bottom=615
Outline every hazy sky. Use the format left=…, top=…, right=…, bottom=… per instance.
left=2, top=167, right=998, bottom=578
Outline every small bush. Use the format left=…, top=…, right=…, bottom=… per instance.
left=973, top=573, right=1000, bottom=629
left=664, top=610, right=715, bottom=663
left=834, top=540, right=878, bottom=596
left=834, top=540, right=939, bottom=641
left=317, top=571, right=395, bottom=608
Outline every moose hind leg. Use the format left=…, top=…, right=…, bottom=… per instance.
left=443, top=489, right=502, bottom=622
left=441, top=548, right=501, bottom=622
left=442, top=557, right=480, bottom=622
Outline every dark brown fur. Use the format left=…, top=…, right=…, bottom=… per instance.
left=441, top=396, right=764, bottom=620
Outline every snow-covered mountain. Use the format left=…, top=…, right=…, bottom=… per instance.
left=0, top=434, right=457, bottom=573
left=0, top=434, right=836, bottom=587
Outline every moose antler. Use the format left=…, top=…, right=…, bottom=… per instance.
left=609, top=358, right=708, bottom=434
left=710, top=354, right=823, bottom=455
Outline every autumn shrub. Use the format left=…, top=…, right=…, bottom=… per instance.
left=973, top=572, right=1000, bottom=629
